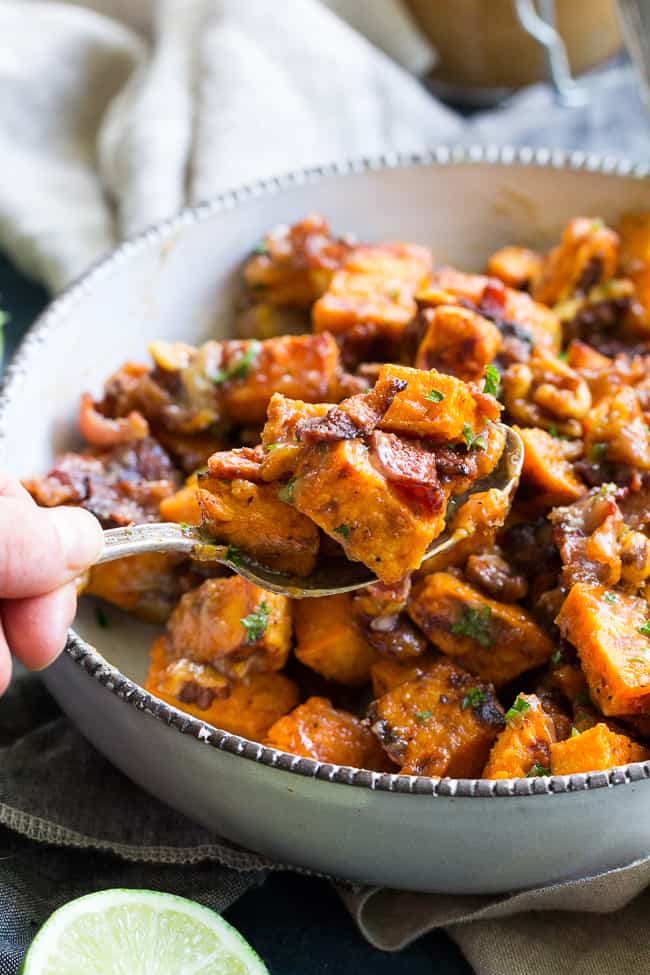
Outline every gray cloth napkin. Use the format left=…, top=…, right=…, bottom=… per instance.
left=2, top=3, right=650, bottom=973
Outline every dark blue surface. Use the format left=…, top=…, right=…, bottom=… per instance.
left=0, top=252, right=471, bottom=974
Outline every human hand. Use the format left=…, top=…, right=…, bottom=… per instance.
left=0, top=474, right=104, bottom=693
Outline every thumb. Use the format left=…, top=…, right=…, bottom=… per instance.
left=0, top=499, right=104, bottom=598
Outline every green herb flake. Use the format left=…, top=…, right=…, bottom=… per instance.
left=571, top=726, right=581, bottom=737
left=240, top=601, right=269, bottom=645
left=575, top=688, right=591, bottom=708
left=451, top=605, right=493, bottom=647
left=551, top=648, right=564, bottom=665
left=505, top=696, right=531, bottom=722
left=265, top=442, right=282, bottom=452
left=526, top=764, right=550, bottom=777
left=387, top=286, right=402, bottom=300
left=462, top=423, right=486, bottom=452
left=317, top=441, right=328, bottom=454
left=590, top=218, right=605, bottom=231
left=638, top=621, right=650, bottom=637
left=630, top=655, right=650, bottom=665
left=415, top=709, right=433, bottom=723
left=95, top=606, right=110, bottom=629
left=213, top=340, right=261, bottom=385
left=461, top=687, right=486, bottom=711
left=558, top=350, right=568, bottom=362
left=226, top=544, right=241, bottom=566
left=483, top=364, right=500, bottom=398
left=278, top=477, right=296, bottom=504
left=334, top=524, right=351, bottom=539
left=604, top=592, right=618, bottom=604
left=588, top=442, right=607, bottom=462
left=547, top=423, right=567, bottom=440
left=425, top=389, right=444, bottom=403
left=253, top=240, right=269, bottom=255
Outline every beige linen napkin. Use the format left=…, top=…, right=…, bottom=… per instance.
left=340, top=857, right=650, bottom=972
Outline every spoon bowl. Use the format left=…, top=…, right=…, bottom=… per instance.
left=94, top=424, right=524, bottom=597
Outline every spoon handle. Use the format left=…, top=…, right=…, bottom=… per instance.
left=98, top=522, right=211, bottom=563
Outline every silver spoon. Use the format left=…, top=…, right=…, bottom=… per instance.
left=92, top=425, right=523, bottom=598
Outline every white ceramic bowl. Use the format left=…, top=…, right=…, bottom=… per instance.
left=3, top=147, right=650, bottom=894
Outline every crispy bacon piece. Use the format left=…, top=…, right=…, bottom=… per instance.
left=368, top=430, right=443, bottom=514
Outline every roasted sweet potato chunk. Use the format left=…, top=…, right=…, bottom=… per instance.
left=166, top=577, right=291, bottom=680
left=582, top=386, right=650, bottom=469
left=514, top=425, right=586, bottom=506
left=482, top=694, right=556, bottom=779
left=294, top=594, right=377, bottom=686
left=85, top=553, right=189, bottom=624
left=408, top=573, right=554, bottom=687
left=292, top=439, right=447, bottom=585
left=312, top=243, right=432, bottom=343
left=146, top=635, right=299, bottom=740
left=414, top=305, right=502, bottom=383
left=198, top=475, right=319, bottom=577
left=618, top=211, right=650, bottom=321
left=556, top=584, right=650, bottom=715
left=532, top=217, right=619, bottom=306
left=267, top=697, right=390, bottom=769
left=159, top=474, right=202, bottom=525
left=368, top=659, right=504, bottom=777
left=370, top=656, right=438, bottom=698
left=550, top=722, right=650, bottom=774
left=376, top=363, right=501, bottom=442
left=486, top=246, right=543, bottom=290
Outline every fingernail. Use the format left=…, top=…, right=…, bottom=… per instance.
left=49, top=507, right=105, bottom=571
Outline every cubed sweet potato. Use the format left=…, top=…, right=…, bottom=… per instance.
left=425, top=267, right=561, bottom=352
left=376, top=363, right=501, bottom=442
left=166, top=577, right=291, bottom=679
left=368, top=659, right=504, bottom=777
left=294, top=593, right=377, bottom=686
left=85, top=553, right=187, bottom=623
left=550, top=722, right=650, bottom=774
left=292, top=439, right=447, bottom=585
left=514, top=425, right=586, bottom=506
left=532, top=217, right=619, bottom=306
left=486, top=246, right=543, bottom=290
left=370, top=655, right=438, bottom=698
left=159, top=474, right=202, bottom=525
left=266, top=697, right=390, bottom=769
left=218, top=333, right=341, bottom=425
left=408, top=572, right=554, bottom=687
left=556, top=584, right=650, bottom=715
left=482, top=694, right=556, bottom=779
left=259, top=394, right=330, bottom=481
left=146, top=635, right=299, bottom=741
left=197, top=475, right=319, bottom=577
left=312, top=243, right=431, bottom=340
left=414, top=305, right=502, bottom=383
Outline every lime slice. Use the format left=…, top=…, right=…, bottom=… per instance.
left=21, top=889, right=268, bottom=975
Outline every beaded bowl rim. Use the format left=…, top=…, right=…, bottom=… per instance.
left=3, top=144, right=650, bottom=799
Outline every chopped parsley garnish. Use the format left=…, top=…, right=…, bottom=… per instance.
left=95, top=606, right=109, bottom=629
left=571, top=726, right=581, bottom=737
left=253, top=240, right=269, bottom=255
left=451, top=605, right=493, bottom=647
left=179, top=522, right=192, bottom=532
left=212, top=340, right=261, bottom=385
left=226, top=544, right=241, bottom=566
left=462, top=423, right=486, bottom=452
left=547, top=423, right=568, bottom=440
left=598, top=482, right=617, bottom=498
left=588, top=442, right=607, bottom=462
left=278, top=477, right=296, bottom=504
left=551, top=648, right=564, bottom=665
left=483, top=364, right=500, bottom=398
left=240, top=601, right=269, bottom=644
left=630, top=655, right=650, bottom=665
left=604, top=592, right=618, bottom=604
left=334, top=524, right=351, bottom=539
left=558, top=350, right=568, bottom=362
left=425, top=389, right=444, bottom=403
left=387, top=286, right=402, bottom=300
left=505, top=697, right=530, bottom=722
left=575, top=688, right=591, bottom=708
left=638, top=621, right=650, bottom=637
left=526, top=764, right=550, bottom=777
left=590, top=218, right=605, bottom=230
left=415, top=709, right=433, bottom=722
left=461, top=687, right=486, bottom=711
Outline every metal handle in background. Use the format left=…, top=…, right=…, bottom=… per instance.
left=514, top=0, right=589, bottom=107
left=616, top=0, right=650, bottom=114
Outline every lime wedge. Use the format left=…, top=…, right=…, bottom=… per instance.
left=21, top=889, right=268, bottom=975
